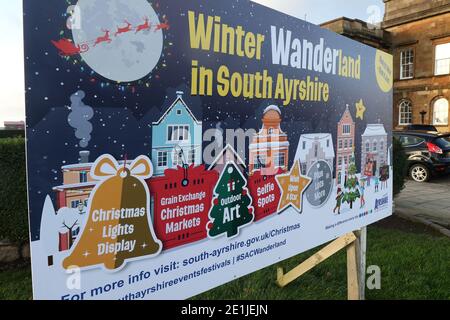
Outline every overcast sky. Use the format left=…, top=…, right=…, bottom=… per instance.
left=0, top=0, right=384, bottom=122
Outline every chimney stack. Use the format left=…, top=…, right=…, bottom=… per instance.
left=79, top=151, right=90, bottom=164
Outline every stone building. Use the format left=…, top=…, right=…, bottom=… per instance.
left=321, top=0, right=450, bottom=132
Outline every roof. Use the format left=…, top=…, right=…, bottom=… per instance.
left=362, top=124, right=387, bottom=137
left=294, top=133, right=335, bottom=162
left=339, top=106, right=354, bottom=123
left=208, top=144, right=246, bottom=170
left=152, top=94, right=202, bottom=125
left=263, top=105, right=281, bottom=115
left=53, top=181, right=97, bottom=191
left=61, top=160, right=132, bottom=171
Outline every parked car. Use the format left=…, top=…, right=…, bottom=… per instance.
left=405, top=124, right=438, bottom=132
left=394, top=130, right=450, bottom=182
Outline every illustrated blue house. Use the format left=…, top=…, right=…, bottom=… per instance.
left=151, top=91, right=203, bottom=176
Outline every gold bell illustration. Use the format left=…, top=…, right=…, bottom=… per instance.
left=63, top=154, right=162, bottom=271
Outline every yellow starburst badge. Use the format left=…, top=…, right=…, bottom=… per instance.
left=355, top=99, right=366, bottom=120
left=276, top=160, right=312, bottom=213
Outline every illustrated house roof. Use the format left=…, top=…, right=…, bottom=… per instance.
left=208, top=144, right=247, bottom=171
left=152, top=92, right=202, bottom=125
left=53, top=181, right=97, bottom=191
left=339, top=106, right=354, bottom=124
left=362, top=124, right=387, bottom=137
left=263, top=105, right=282, bottom=115
left=294, top=133, right=335, bottom=162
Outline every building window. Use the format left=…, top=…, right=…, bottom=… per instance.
left=173, top=151, right=184, bottom=167
left=274, top=152, right=285, bottom=167
left=71, top=200, right=80, bottom=209
left=167, top=125, right=189, bottom=142
left=373, top=141, right=377, bottom=152
left=300, top=163, right=307, bottom=175
left=342, top=124, right=351, bottom=135
left=433, top=98, right=449, bottom=126
left=176, top=109, right=182, bottom=115
left=400, top=48, right=414, bottom=79
left=314, top=144, right=319, bottom=157
left=399, top=100, right=413, bottom=125
left=338, top=140, right=343, bottom=150
left=254, top=155, right=267, bottom=170
left=268, top=128, right=274, bottom=135
left=435, top=43, right=450, bottom=76
left=157, top=151, right=168, bottom=167
left=365, top=142, right=370, bottom=153
left=380, top=140, right=384, bottom=152
left=79, top=171, right=88, bottom=183
left=338, top=157, right=342, bottom=166
left=302, top=141, right=306, bottom=150
left=344, top=139, right=348, bottom=149
left=188, top=149, right=196, bottom=164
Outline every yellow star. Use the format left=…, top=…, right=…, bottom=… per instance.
left=276, top=160, right=312, bottom=213
left=355, top=99, right=366, bottom=120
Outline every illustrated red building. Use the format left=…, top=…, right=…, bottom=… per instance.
left=147, top=165, right=218, bottom=250
left=248, top=168, right=283, bottom=221
left=336, top=106, right=356, bottom=184
left=249, top=106, right=289, bottom=176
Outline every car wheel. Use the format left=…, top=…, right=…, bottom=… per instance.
left=410, top=164, right=430, bottom=182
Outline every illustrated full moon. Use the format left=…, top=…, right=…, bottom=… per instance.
left=72, top=0, right=163, bottom=82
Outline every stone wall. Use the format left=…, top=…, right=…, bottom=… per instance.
left=384, top=0, right=450, bottom=27
left=389, top=12, right=450, bottom=130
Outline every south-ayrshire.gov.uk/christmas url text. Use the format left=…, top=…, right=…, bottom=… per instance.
left=119, top=223, right=300, bottom=299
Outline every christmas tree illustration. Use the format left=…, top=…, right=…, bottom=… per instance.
left=342, top=152, right=361, bottom=209
left=208, top=162, right=254, bottom=239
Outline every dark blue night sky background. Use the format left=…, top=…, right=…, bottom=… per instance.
left=24, top=0, right=392, bottom=240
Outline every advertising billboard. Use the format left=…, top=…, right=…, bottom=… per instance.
left=23, top=0, right=393, bottom=300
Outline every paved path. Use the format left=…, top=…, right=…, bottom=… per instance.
left=395, top=175, right=450, bottom=229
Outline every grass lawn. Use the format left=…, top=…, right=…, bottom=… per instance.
left=1, top=216, right=449, bottom=300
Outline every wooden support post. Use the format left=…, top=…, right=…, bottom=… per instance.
left=276, top=231, right=365, bottom=300
left=346, top=240, right=360, bottom=300
left=276, top=232, right=356, bottom=288
left=355, top=227, right=367, bottom=300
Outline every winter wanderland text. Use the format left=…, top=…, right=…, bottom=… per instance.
left=188, top=11, right=361, bottom=106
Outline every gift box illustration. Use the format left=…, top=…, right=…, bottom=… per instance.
left=147, top=164, right=218, bottom=250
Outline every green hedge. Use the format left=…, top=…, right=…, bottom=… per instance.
left=0, top=130, right=25, bottom=139
left=393, top=136, right=407, bottom=196
left=0, top=138, right=29, bottom=243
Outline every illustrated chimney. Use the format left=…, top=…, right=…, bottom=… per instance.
left=176, top=91, right=184, bottom=98
left=79, top=151, right=90, bottom=164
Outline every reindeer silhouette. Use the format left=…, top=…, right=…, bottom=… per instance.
left=155, top=19, right=170, bottom=32
left=135, top=17, right=151, bottom=34
left=94, top=29, right=112, bottom=47
left=115, top=20, right=133, bottom=36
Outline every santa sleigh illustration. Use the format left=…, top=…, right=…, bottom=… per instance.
left=51, top=38, right=90, bottom=57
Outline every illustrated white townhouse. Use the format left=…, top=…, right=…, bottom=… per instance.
left=361, top=123, right=388, bottom=176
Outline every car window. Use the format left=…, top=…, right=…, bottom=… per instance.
left=434, top=136, right=450, bottom=149
left=407, top=125, right=437, bottom=132
left=399, top=135, right=426, bottom=147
